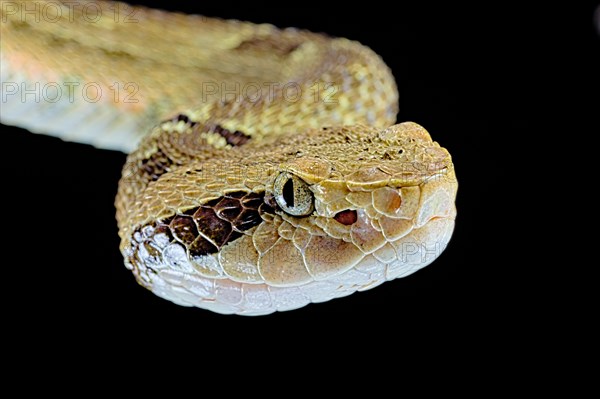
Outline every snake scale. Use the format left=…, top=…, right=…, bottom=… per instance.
left=1, top=0, right=457, bottom=315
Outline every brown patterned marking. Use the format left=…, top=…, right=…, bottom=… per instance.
left=215, top=197, right=242, bottom=220
left=188, top=236, right=218, bottom=257
left=153, top=225, right=173, bottom=240
left=209, top=124, right=251, bottom=146
left=193, top=207, right=235, bottom=247
left=174, top=114, right=192, bottom=124
left=204, top=191, right=267, bottom=233
left=242, top=195, right=263, bottom=208
left=259, top=203, right=276, bottom=216
left=129, top=191, right=275, bottom=268
left=140, top=149, right=173, bottom=181
left=169, top=215, right=198, bottom=245
left=235, top=37, right=302, bottom=56
left=237, top=209, right=261, bottom=230
left=160, top=113, right=197, bottom=126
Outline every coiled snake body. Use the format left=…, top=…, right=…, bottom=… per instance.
left=1, top=0, right=457, bottom=315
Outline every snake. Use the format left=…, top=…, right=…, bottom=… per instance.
left=1, top=0, right=457, bottom=315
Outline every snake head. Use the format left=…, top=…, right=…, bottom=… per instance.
left=261, top=122, right=457, bottom=284
left=118, top=121, right=456, bottom=315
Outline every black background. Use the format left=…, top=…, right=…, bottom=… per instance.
left=3, top=1, right=597, bottom=343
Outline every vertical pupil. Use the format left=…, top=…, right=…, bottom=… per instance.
left=283, top=178, right=295, bottom=207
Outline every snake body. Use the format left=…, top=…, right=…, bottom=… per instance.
left=1, top=1, right=457, bottom=315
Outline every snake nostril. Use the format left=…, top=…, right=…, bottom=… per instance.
left=334, top=210, right=357, bottom=225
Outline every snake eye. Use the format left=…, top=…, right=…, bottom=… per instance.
left=274, top=172, right=314, bottom=216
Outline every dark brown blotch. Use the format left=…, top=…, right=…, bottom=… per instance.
left=237, top=209, right=261, bottom=230
left=242, top=195, right=263, bottom=208
left=218, top=206, right=241, bottom=221
left=153, top=224, right=173, bottom=242
left=140, top=149, right=173, bottom=182
left=193, top=207, right=234, bottom=247
left=235, top=37, right=302, bottom=56
left=259, top=202, right=276, bottom=216
left=169, top=215, right=199, bottom=245
left=215, top=197, right=243, bottom=221
left=210, top=124, right=251, bottom=146
left=175, top=114, right=190, bottom=124
left=188, top=236, right=219, bottom=257
left=131, top=191, right=278, bottom=265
